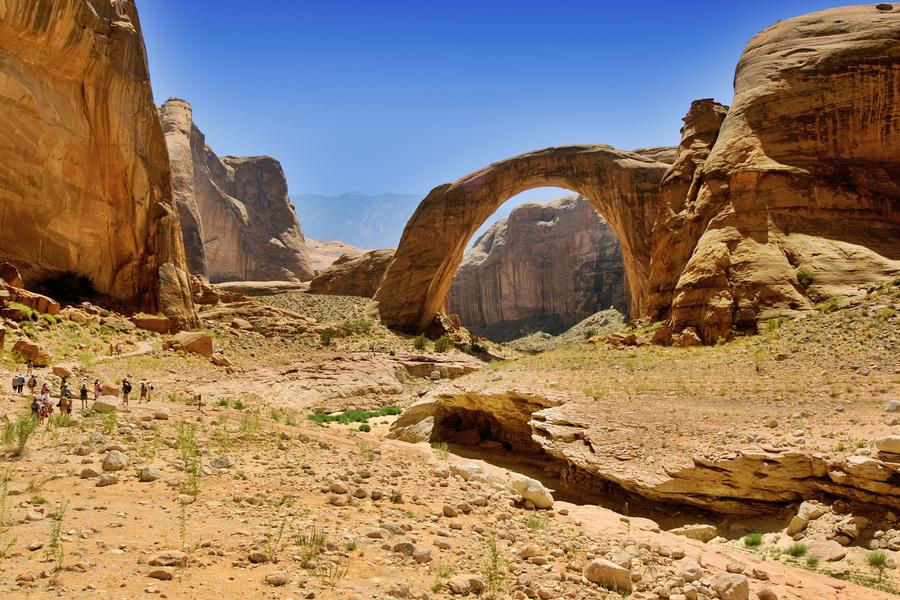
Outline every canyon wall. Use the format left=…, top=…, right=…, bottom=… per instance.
left=0, top=0, right=196, bottom=328
left=447, top=195, right=627, bottom=340
left=160, top=99, right=314, bottom=283
left=648, top=5, right=900, bottom=340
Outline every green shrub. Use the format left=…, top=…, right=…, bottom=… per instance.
left=744, top=532, right=763, bottom=547
left=342, top=319, right=373, bottom=335
left=434, top=335, right=453, bottom=353
left=816, top=296, right=844, bottom=313
left=583, top=328, right=597, bottom=340
left=413, top=334, right=428, bottom=350
left=786, top=543, right=808, bottom=557
left=319, top=327, right=336, bottom=346
left=868, top=550, right=888, bottom=568
left=308, top=406, right=401, bottom=425
left=358, top=424, right=371, bottom=433
left=8, top=302, right=36, bottom=321
left=795, top=268, right=814, bottom=287
left=806, top=555, right=820, bottom=569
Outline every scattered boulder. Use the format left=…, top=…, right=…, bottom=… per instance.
left=0, top=262, right=23, bottom=288
left=12, top=338, right=51, bottom=366
left=708, top=573, right=749, bottom=600
left=668, top=523, right=718, bottom=542
left=583, top=558, right=632, bottom=593
left=165, top=331, right=214, bottom=358
left=672, top=327, right=703, bottom=347
left=102, top=450, right=129, bottom=472
left=510, top=475, right=554, bottom=509
left=91, top=399, right=118, bottom=414
left=446, top=574, right=484, bottom=595
left=131, top=314, right=171, bottom=334
left=139, top=467, right=160, bottom=482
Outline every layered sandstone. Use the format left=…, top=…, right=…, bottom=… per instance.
left=378, top=5, right=900, bottom=339
left=447, top=195, right=627, bottom=340
left=160, top=99, right=314, bottom=283
left=375, top=146, right=671, bottom=332
left=649, top=5, right=900, bottom=340
left=308, top=249, right=395, bottom=298
left=0, top=0, right=196, bottom=328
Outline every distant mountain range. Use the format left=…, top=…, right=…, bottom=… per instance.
left=292, top=192, right=423, bottom=250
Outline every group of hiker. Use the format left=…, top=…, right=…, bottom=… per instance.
left=10, top=358, right=155, bottom=424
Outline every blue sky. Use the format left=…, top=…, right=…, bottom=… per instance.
left=140, top=0, right=848, bottom=205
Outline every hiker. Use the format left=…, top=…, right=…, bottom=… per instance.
left=12, top=373, right=24, bottom=394
left=30, top=396, right=40, bottom=418
left=58, top=383, right=72, bottom=416
left=121, top=376, right=132, bottom=406
left=27, top=374, right=37, bottom=394
left=79, top=380, right=89, bottom=410
left=25, top=358, right=33, bottom=376
left=146, top=382, right=154, bottom=402
left=93, top=379, right=101, bottom=402
left=139, top=380, right=148, bottom=403
left=38, top=384, right=52, bottom=424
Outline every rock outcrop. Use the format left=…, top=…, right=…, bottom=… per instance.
left=377, top=5, right=900, bottom=339
left=376, top=146, right=671, bottom=333
left=160, top=99, right=313, bottom=283
left=390, top=384, right=900, bottom=515
left=306, top=239, right=365, bottom=273
left=648, top=5, right=900, bottom=340
left=447, top=195, right=627, bottom=340
left=308, top=249, right=395, bottom=298
left=0, top=0, right=197, bottom=329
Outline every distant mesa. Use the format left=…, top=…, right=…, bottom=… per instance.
left=308, top=249, right=395, bottom=298
left=160, top=98, right=314, bottom=284
left=306, top=239, right=366, bottom=273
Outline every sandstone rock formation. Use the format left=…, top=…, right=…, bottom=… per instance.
left=390, top=384, right=900, bottom=515
left=376, top=146, right=670, bottom=332
left=446, top=195, right=627, bottom=340
left=306, top=239, right=365, bottom=273
left=160, top=99, right=313, bottom=283
left=309, top=249, right=395, bottom=298
left=648, top=5, right=900, bottom=340
left=0, top=0, right=197, bottom=329
left=377, top=5, right=900, bottom=339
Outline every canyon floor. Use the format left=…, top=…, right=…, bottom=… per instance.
left=0, top=282, right=897, bottom=600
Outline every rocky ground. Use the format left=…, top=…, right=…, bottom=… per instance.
left=0, top=283, right=897, bottom=599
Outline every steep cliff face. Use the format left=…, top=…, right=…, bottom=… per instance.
left=160, top=99, right=314, bottom=283
left=0, top=0, right=196, bottom=328
left=447, top=195, right=627, bottom=340
left=649, top=5, right=900, bottom=340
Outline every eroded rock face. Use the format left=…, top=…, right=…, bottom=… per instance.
left=390, top=384, right=900, bottom=515
left=160, top=99, right=314, bottom=283
left=376, top=146, right=671, bottom=332
left=309, top=249, right=395, bottom=298
left=0, top=0, right=197, bottom=329
left=650, top=6, right=900, bottom=340
left=447, top=195, right=627, bottom=340
left=378, top=6, right=900, bottom=338
left=306, top=239, right=365, bottom=273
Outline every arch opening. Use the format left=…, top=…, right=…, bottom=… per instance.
left=445, top=187, right=630, bottom=342
left=375, top=145, right=671, bottom=334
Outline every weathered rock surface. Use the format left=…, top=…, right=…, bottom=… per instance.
left=447, top=195, right=627, bottom=340
left=305, top=238, right=365, bottom=273
left=160, top=99, right=313, bottom=283
left=390, top=384, right=900, bottom=515
left=378, top=5, right=900, bottom=338
left=0, top=0, right=197, bottom=329
left=376, top=146, right=671, bottom=332
left=649, top=6, right=900, bottom=340
left=308, top=249, right=395, bottom=298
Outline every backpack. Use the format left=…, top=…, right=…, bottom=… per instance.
left=123, top=380, right=132, bottom=394
left=11, top=377, right=16, bottom=390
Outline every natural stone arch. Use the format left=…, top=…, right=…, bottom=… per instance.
left=375, top=145, right=671, bottom=332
